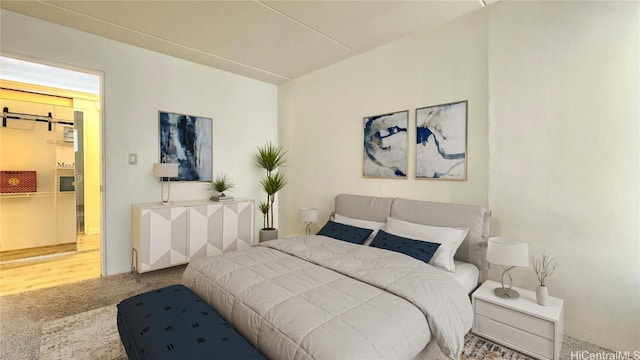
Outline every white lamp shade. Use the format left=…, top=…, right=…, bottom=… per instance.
left=153, top=163, right=179, bottom=177
left=298, top=208, right=318, bottom=223
left=487, top=237, right=529, bottom=267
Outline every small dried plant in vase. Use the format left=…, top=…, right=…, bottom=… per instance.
left=531, top=251, right=559, bottom=305
left=208, top=174, right=235, bottom=200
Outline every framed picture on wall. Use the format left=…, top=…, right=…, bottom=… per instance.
left=159, top=111, right=213, bottom=182
left=59, top=176, right=75, bottom=192
left=63, top=126, right=74, bottom=142
left=415, top=100, right=467, bottom=180
left=363, top=110, right=408, bottom=178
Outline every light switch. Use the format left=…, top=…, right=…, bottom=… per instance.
left=128, top=153, right=137, bottom=165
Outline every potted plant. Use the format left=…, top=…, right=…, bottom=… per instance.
left=531, top=250, right=559, bottom=305
left=258, top=201, right=270, bottom=230
left=254, top=141, right=287, bottom=241
left=207, top=173, right=235, bottom=201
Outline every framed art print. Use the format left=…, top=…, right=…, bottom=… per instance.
left=59, top=176, right=75, bottom=192
left=415, top=100, right=467, bottom=180
left=159, top=111, right=213, bottom=182
left=63, top=126, right=74, bottom=142
left=363, top=110, right=408, bottom=178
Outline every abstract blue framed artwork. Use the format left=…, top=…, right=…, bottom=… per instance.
left=159, top=111, right=212, bottom=182
left=363, top=110, right=408, bottom=178
left=415, top=100, right=467, bottom=180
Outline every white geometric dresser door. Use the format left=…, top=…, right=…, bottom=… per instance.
left=221, top=201, right=255, bottom=251
left=188, top=203, right=224, bottom=260
left=236, top=201, right=254, bottom=249
left=223, top=203, right=239, bottom=251
left=141, top=206, right=187, bottom=271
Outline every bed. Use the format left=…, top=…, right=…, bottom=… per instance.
left=182, top=194, right=490, bottom=360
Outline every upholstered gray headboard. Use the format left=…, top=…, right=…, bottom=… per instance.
left=334, top=194, right=491, bottom=269
left=334, top=193, right=394, bottom=222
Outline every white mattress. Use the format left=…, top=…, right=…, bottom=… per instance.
left=446, top=260, right=480, bottom=294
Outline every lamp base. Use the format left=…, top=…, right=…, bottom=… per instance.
left=494, top=287, right=520, bottom=299
left=158, top=201, right=173, bottom=206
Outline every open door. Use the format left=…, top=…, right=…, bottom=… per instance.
left=0, top=56, right=102, bottom=295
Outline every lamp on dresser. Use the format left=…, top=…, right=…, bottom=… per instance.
left=487, top=237, right=529, bottom=299
left=298, top=208, right=318, bottom=235
left=153, top=162, right=178, bottom=205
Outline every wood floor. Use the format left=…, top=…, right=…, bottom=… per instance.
left=0, top=233, right=101, bottom=296
left=0, top=243, right=77, bottom=262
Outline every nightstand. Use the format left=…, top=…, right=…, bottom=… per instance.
left=472, top=280, right=564, bottom=360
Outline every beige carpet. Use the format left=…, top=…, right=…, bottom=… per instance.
left=38, top=304, right=534, bottom=360
left=0, top=265, right=186, bottom=360
left=39, top=306, right=125, bottom=360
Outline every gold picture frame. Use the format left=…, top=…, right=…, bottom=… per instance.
left=363, top=110, right=408, bottom=178
left=415, top=100, right=467, bottom=180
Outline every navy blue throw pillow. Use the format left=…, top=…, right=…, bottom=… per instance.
left=369, top=230, right=441, bottom=264
left=316, top=221, right=373, bottom=244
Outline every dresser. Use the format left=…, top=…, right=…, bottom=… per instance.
left=472, top=280, right=564, bottom=360
left=131, top=199, right=254, bottom=273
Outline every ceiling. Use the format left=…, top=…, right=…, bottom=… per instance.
left=0, top=0, right=493, bottom=85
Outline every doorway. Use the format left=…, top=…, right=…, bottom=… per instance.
left=0, top=56, right=102, bottom=295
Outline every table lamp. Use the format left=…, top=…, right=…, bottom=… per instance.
left=153, top=163, right=178, bottom=204
left=487, top=237, right=529, bottom=299
left=298, top=208, right=318, bottom=235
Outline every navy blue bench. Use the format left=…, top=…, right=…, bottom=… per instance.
left=117, top=284, right=265, bottom=360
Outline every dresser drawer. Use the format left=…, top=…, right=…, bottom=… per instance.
left=476, top=299, right=554, bottom=340
left=475, top=314, right=554, bottom=359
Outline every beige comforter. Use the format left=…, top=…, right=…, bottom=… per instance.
left=182, top=236, right=472, bottom=359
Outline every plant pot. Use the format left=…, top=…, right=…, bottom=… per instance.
left=536, top=285, right=548, bottom=306
left=259, top=229, right=278, bottom=242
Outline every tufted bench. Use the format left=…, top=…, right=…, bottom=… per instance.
left=117, top=284, right=265, bottom=360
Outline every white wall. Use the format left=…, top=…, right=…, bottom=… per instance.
left=0, top=10, right=278, bottom=275
left=279, top=10, right=489, bottom=235
left=279, top=1, right=639, bottom=351
left=488, top=1, right=639, bottom=351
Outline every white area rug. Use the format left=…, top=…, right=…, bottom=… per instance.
left=39, top=305, right=125, bottom=360
left=39, top=305, right=533, bottom=360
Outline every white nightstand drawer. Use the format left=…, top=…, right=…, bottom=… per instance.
left=476, top=299, right=554, bottom=340
left=472, top=281, right=563, bottom=360
left=475, top=314, right=554, bottom=359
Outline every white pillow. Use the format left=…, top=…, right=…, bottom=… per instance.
left=333, top=213, right=385, bottom=246
left=384, top=217, right=468, bottom=272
